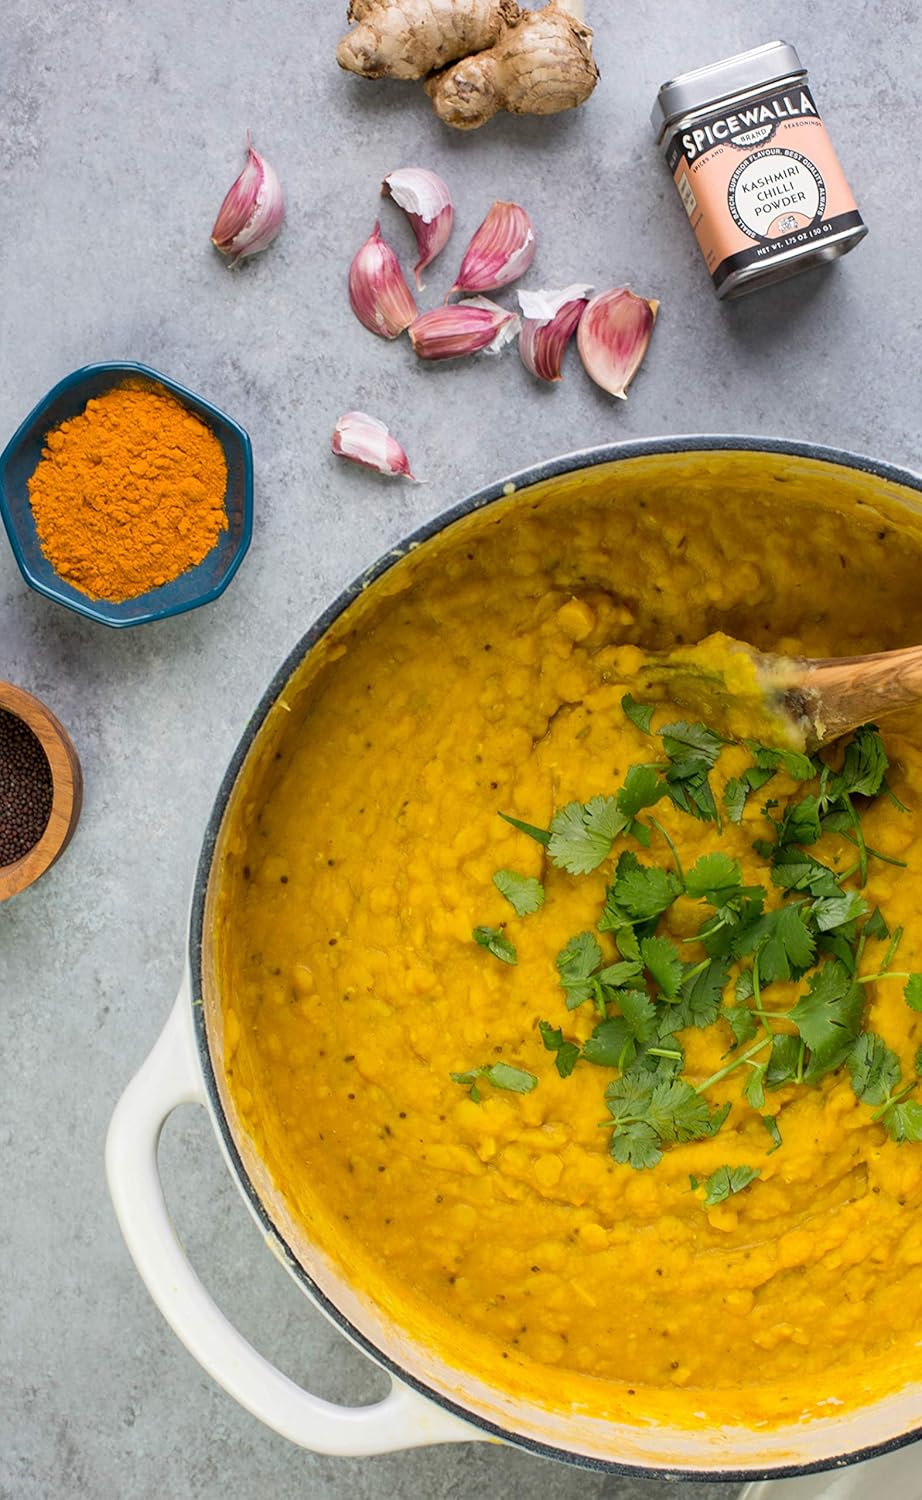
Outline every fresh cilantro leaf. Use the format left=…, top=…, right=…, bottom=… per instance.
left=661, top=958, right=730, bottom=1036
left=818, top=931, right=859, bottom=973
left=610, top=1121, right=662, bottom=1170
left=737, top=904, right=815, bottom=983
left=609, top=850, right=682, bottom=922
left=746, top=742, right=817, bottom=781
left=663, top=756, right=720, bottom=824
left=887, top=1100, right=922, bottom=1142
left=473, top=926, right=517, bottom=965
left=556, top=932, right=603, bottom=1008
left=622, top=694, right=655, bottom=734
left=735, top=970, right=755, bottom=1002
left=864, top=907, right=890, bottom=942
left=849, top=1032, right=902, bottom=1107
left=640, top=935, right=684, bottom=998
left=451, top=1062, right=537, bottom=1097
left=777, top=794, right=822, bottom=847
left=812, top=891, right=869, bottom=933
left=604, top=1068, right=726, bottom=1169
left=685, top=852, right=739, bottom=901
left=538, top=1021, right=580, bottom=1079
left=597, top=959, right=644, bottom=986
left=701, top=1164, right=760, bottom=1206
left=645, top=1079, right=718, bottom=1142
left=582, top=1016, right=634, bottom=1069
left=616, top=987, right=658, bottom=1045
left=493, top=869, right=545, bottom=917
left=760, top=1114, right=782, bottom=1152
left=486, top=1062, right=537, bottom=1093
left=905, top=975, right=922, bottom=1012
left=539, top=1019, right=564, bottom=1050
left=765, top=1034, right=801, bottom=1090
left=831, top=725, right=889, bottom=799
left=723, top=777, right=748, bottom=825
left=770, top=848, right=842, bottom=898
left=612, top=923, right=642, bottom=961
left=724, top=765, right=777, bottom=824
left=916, top=1045, right=922, bottom=1077
left=743, top=1063, right=766, bottom=1108
left=554, top=1045, right=580, bottom=1078
left=699, top=892, right=766, bottom=958
left=659, top=721, right=726, bottom=765
left=549, top=796, right=625, bottom=875
left=789, top=961, right=864, bottom=1082
left=498, top=812, right=551, bottom=847
left=617, top=764, right=666, bottom=819
left=725, top=1004, right=758, bottom=1046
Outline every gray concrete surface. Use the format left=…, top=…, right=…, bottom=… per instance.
left=1, top=2, right=920, bottom=1496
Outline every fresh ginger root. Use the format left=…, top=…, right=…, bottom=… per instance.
left=424, top=1, right=598, bottom=129
left=337, top=0, right=521, bottom=82
left=337, top=0, right=599, bottom=128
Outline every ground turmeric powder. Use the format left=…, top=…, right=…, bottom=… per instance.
left=27, top=382, right=228, bottom=602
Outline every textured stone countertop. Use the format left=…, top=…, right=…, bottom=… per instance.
left=2, top=2, right=921, bottom=1496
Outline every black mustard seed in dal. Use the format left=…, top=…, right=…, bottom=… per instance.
left=0, top=708, right=53, bottom=865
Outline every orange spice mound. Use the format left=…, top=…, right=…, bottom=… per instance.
left=28, top=381, right=229, bottom=602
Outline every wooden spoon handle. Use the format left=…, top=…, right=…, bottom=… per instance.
left=796, top=644, right=922, bottom=743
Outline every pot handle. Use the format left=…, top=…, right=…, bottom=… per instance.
left=106, top=984, right=478, bottom=1456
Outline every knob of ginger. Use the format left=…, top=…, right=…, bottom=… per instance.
left=424, top=0, right=598, bottom=129
left=337, top=0, right=522, bottom=81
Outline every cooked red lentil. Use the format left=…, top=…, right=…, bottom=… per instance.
left=215, top=454, right=922, bottom=1434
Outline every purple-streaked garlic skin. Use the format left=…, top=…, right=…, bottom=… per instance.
left=518, top=283, right=592, bottom=382
left=382, top=167, right=454, bottom=290
left=408, top=298, right=520, bottom=361
left=348, top=221, right=419, bottom=339
left=211, top=138, right=285, bottom=265
left=577, top=287, right=659, bottom=399
left=449, top=200, right=536, bottom=297
left=331, top=411, right=416, bottom=479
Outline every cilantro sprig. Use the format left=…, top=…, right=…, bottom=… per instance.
left=485, top=714, right=921, bottom=1178
left=451, top=1062, right=537, bottom=1102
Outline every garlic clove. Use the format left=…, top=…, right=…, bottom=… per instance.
left=382, top=168, right=454, bottom=290
left=211, top=136, right=285, bottom=265
left=348, top=221, right=419, bottom=339
left=518, top=283, right=592, bottom=382
left=408, top=297, right=521, bottom=361
left=331, top=412, right=417, bottom=480
left=577, top=287, right=659, bottom=399
left=449, top=201, right=536, bottom=296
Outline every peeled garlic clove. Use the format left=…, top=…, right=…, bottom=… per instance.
left=449, top=201, right=536, bottom=296
left=518, top=283, right=592, bottom=382
left=577, top=287, right=659, bottom=399
left=382, top=168, right=454, bottom=290
left=348, top=221, right=418, bottom=339
left=408, top=298, right=520, bottom=361
left=211, top=137, right=284, bottom=265
left=332, top=412, right=416, bottom=480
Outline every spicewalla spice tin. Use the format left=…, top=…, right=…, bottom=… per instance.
left=651, top=41, right=867, bottom=299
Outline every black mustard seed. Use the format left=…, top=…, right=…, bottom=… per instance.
left=0, top=709, right=53, bottom=865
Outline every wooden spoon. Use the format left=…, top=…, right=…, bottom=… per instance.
left=642, top=633, right=922, bottom=752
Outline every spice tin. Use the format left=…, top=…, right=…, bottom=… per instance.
left=652, top=41, right=867, bottom=299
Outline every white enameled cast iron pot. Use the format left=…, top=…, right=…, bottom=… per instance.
left=107, top=440, right=922, bottom=1495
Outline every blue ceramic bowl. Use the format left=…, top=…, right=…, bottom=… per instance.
left=0, top=361, right=254, bottom=628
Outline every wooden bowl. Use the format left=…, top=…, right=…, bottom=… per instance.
left=0, top=682, right=83, bottom=901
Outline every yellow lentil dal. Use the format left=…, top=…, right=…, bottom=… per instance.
left=215, top=454, right=922, bottom=1431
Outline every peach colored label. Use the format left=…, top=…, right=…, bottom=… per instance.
left=667, top=85, right=864, bottom=290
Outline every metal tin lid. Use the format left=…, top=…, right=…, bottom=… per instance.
left=651, top=40, right=804, bottom=138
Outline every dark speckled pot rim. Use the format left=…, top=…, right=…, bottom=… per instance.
left=188, top=435, right=922, bottom=1480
